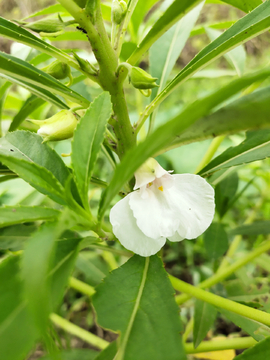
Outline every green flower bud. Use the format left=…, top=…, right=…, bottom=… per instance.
left=112, top=0, right=127, bottom=25
left=41, top=60, right=71, bottom=80
left=130, top=67, right=159, bottom=89
left=16, top=18, right=65, bottom=34
left=73, top=52, right=98, bottom=75
left=29, top=110, right=78, bottom=142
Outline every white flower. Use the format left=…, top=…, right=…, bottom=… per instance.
left=110, top=158, right=215, bottom=257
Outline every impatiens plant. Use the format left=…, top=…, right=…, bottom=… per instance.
left=1, top=0, right=270, bottom=359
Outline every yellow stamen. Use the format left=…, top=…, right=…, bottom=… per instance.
left=158, top=186, right=163, bottom=192
left=148, top=182, right=153, bottom=187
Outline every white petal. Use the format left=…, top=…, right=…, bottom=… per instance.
left=168, top=232, right=185, bottom=242
left=134, top=158, right=168, bottom=189
left=110, top=194, right=166, bottom=257
left=129, top=186, right=180, bottom=239
left=167, top=174, right=215, bottom=239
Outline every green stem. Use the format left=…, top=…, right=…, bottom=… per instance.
left=57, top=0, right=136, bottom=157
left=182, top=318, right=194, bottom=343
left=171, top=277, right=270, bottom=326
left=50, top=313, right=108, bottom=350
left=195, top=135, right=225, bottom=173
left=185, top=336, right=257, bottom=354
left=69, top=277, right=96, bottom=297
left=173, top=239, right=270, bottom=305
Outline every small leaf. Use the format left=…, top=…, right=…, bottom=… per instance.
left=72, top=92, right=112, bottom=209
left=0, top=206, right=60, bottom=228
left=234, top=336, right=270, bottom=359
left=203, top=223, right=229, bottom=260
left=92, top=255, right=186, bottom=360
left=194, top=300, right=217, bottom=348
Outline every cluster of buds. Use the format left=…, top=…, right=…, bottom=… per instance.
left=29, top=110, right=78, bottom=142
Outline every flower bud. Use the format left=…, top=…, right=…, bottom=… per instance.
left=73, top=52, right=98, bottom=75
left=41, top=60, right=71, bottom=80
left=130, top=67, right=159, bottom=89
left=112, top=0, right=127, bottom=24
left=16, top=18, right=65, bottom=34
left=29, top=110, right=78, bottom=142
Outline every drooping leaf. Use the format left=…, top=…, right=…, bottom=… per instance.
left=138, top=1, right=270, bottom=121
left=203, top=223, right=229, bottom=260
left=128, top=0, right=203, bottom=65
left=194, top=300, right=217, bottom=348
left=219, top=308, right=270, bottom=342
left=0, top=206, right=60, bottom=228
left=0, top=131, right=71, bottom=204
left=92, top=255, right=186, bottom=360
left=99, top=69, right=270, bottom=218
left=199, top=128, right=270, bottom=177
left=0, top=51, right=89, bottom=107
left=234, top=336, right=270, bottom=359
left=72, top=92, right=112, bottom=209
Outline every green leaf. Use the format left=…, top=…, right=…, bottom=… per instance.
left=199, top=127, right=270, bottom=177
left=139, top=0, right=270, bottom=120
left=234, top=336, right=270, bottom=359
left=0, top=16, right=84, bottom=72
left=0, top=131, right=71, bottom=204
left=9, top=95, right=46, bottom=132
left=0, top=206, right=60, bottom=228
left=149, top=3, right=203, bottom=101
left=0, top=73, right=69, bottom=109
left=219, top=308, right=270, bottom=342
left=215, top=173, right=238, bottom=218
left=72, top=92, right=112, bottom=209
left=92, top=255, right=186, bottom=360
left=0, top=51, right=89, bottom=107
left=0, top=224, right=37, bottom=250
left=131, top=0, right=159, bottom=35
left=230, top=221, right=270, bottom=236
left=193, top=300, right=217, bottom=348
left=205, top=27, right=246, bottom=76
left=203, top=223, right=229, bottom=260
left=128, top=0, right=202, bottom=65
left=94, top=342, right=117, bottom=360
left=170, top=84, right=270, bottom=153
left=0, top=256, right=38, bottom=360
left=99, top=69, right=270, bottom=218
left=221, top=0, right=262, bottom=13
left=23, top=4, right=69, bottom=18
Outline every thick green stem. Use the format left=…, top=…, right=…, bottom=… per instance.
left=171, top=277, right=270, bottom=326
left=185, top=336, right=257, bottom=354
left=57, top=0, right=136, bottom=157
left=173, top=239, right=270, bottom=305
left=50, top=313, right=108, bottom=350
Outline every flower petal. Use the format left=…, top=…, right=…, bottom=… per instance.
left=167, top=174, right=215, bottom=239
left=129, top=186, right=180, bottom=239
left=110, top=194, right=166, bottom=257
left=167, top=232, right=185, bottom=242
left=134, top=157, right=168, bottom=190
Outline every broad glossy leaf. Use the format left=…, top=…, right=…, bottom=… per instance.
left=92, top=255, right=186, bottom=360
left=194, top=300, right=217, bottom=348
left=230, top=221, right=270, bottom=236
left=219, top=308, right=270, bottom=341
left=234, top=336, right=270, bottom=359
left=0, top=17, right=83, bottom=72
left=169, top=84, right=270, bottom=153
left=138, top=1, right=270, bottom=121
left=0, top=206, right=60, bottom=228
left=0, top=131, right=70, bottom=204
left=0, top=224, right=37, bottom=250
left=199, top=126, right=270, bottom=177
left=0, top=73, right=68, bottom=109
left=0, top=51, right=89, bottom=107
left=128, top=0, right=202, bottom=65
left=99, top=69, right=270, bottom=218
left=72, top=92, right=112, bottom=209
left=205, top=27, right=246, bottom=76
left=203, top=223, right=229, bottom=260
left=9, top=95, right=46, bottom=132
